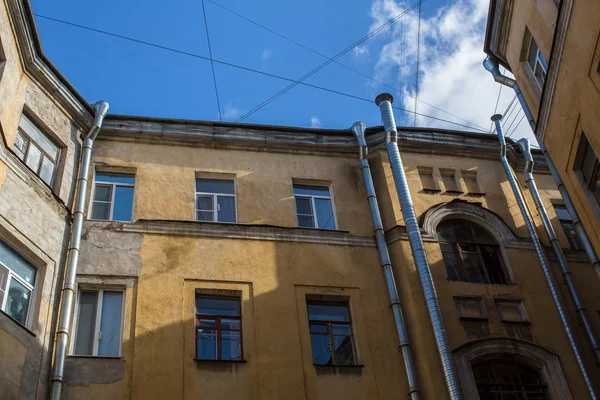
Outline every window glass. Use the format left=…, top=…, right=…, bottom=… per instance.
left=473, top=360, right=548, bottom=400
left=307, top=300, right=355, bottom=366
left=307, top=303, right=350, bottom=322
left=195, top=295, right=242, bottom=361
left=74, top=290, right=124, bottom=356
left=40, top=157, right=55, bottom=185
left=310, top=333, right=332, bottom=365
left=314, top=198, right=335, bottom=229
left=0, top=240, right=36, bottom=285
left=293, top=185, right=330, bottom=197
left=293, top=184, right=336, bottom=229
left=6, top=278, right=31, bottom=325
left=98, top=291, right=124, bottom=356
left=217, top=196, right=236, bottom=223
left=437, top=220, right=508, bottom=284
left=196, top=179, right=235, bottom=194
left=19, top=115, right=58, bottom=160
left=91, top=174, right=135, bottom=221
left=74, top=291, right=98, bottom=356
left=112, top=186, right=134, bottom=222
left=13, top=132, right=28, bottom=160
left=197, top=297, right=240, bottom=316
left=95, top=173, right=135, bottom=185
left=195, top=179, right=236, bottom=223
left=25, top=144, right=42, bottom=172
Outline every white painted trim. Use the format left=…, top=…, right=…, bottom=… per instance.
left=0, top=258, right=35, bottom=328
left=293, top=184, right=337, bottom=230
left=71, top=288, right=125, bottom=357
left=89, top=174, right=135, bottom=222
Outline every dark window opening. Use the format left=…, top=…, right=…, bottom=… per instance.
left=553, top=205, right=584, bottom=251
left=574, top=132, right=600, bottom=208
left=473, top=360, right=549, bottom=400
left=437, top=220, right=509, bottom=284
left=307, top=300, right=356, bottom=366
left=195, top=295, right=242, bottom=361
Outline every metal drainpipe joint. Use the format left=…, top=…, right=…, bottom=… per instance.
left=351, top=122, right=368, bottom=160
left=516, top=138, right=534, bottom=174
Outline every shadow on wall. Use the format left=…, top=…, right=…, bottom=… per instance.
left=62, top=222, right=418, bottom=400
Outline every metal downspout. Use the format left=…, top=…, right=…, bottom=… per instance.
left=50, top=101, right=110, bottom=400
left=483, top=56, right=600, bottom=279
left=351, top=122, right=421, bottom=400
left=517, top=138, right=600, bottom=366
left=375, top=94, right=463, bottom=400
left=493, top=115, right=597, bottom=399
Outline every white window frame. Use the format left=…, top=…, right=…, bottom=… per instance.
left=293, top=185, right=337, bottom=229
left=195, top=180, right=237, bottom=223
left=14, top=116, right=60, bottom=186
left=526, top=36, right=548, bottom=89
left=0, top=261, right=34, bottom=327
left=90, top=174, right=135, bottom=221
left=71, top=288, right=125, bottom=357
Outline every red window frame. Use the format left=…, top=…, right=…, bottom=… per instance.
left=195, top=295, right=243, bottom=361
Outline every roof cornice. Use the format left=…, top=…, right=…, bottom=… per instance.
left=6, top=0, right=93, bottom=128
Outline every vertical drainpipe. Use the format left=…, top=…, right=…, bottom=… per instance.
left=516, top=138, right=600, bottom=367
left=50, top=101, right=110, bottom=400
left=375, top=94, right=463, bottom=400
left=483, top=56, right=600, bottom=279
left=351, top=122, right=421, bottom=400
left=493, top=115, right=597, bottom=399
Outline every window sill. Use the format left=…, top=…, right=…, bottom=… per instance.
left=420, top=188, right=442, bottom=194
left=313, top=363, right=364, bottom=368
left=0, top=310, right=36, bottom=337
left=86, top=218, right=133, bottom=223
left=67, top=355, right=122, bottom=359
left=194, top=358, right=247, bottom=363
left=443, top=190, right=464, bottom=195
left=466, top=192, right=486, bottom=196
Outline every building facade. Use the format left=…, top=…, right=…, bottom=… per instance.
left=0, top=0, right=599, bottom=399
left=484, top=0, right=600, bottom=259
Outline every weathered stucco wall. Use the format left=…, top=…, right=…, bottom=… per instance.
left=0, top=0, right=88, bottom=398
left=62, top=130, right=600, bottom=400
left=493, top=0, right=600, bottom=262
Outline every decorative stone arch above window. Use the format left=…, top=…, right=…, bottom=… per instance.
left=455, top=338, right=572, bottom=400
left=421, top=200, right=526, bottom=248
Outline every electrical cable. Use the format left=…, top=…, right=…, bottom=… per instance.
left=414, top=0, right=422, bottom=127
left=504, top=109, right=521, bottom=137
left=201, top=0, right=222, bottom=121
left=34, top=12, right=487, bottom=132
left=233, top=0, right=427, bottom=123
left=206, top=0, right=486, bottom=132
left=507, top=113, right=526, bottom=139
left=489, top=76, right=503, bottom=132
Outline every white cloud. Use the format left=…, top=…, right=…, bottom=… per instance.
left=353, top=46, right=369, bottom=57
left=223, top=104, right=241, bottom=120
left=261, top=49, right=272, bottom=62
left=311, top=116, right=322, bottom=128
left=366, top=0, right=535, bottom=142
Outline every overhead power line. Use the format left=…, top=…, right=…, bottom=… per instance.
left=414, top=0, right=422, bottom=127
left=507, top=113, right=526, bottom=139
left=34, top=12, right=486, bottom=132
left=206, top=0, right=485, bottom=131
left=201, top=0, right=222, bottom=121
left=233, top=0, right=428, bottom=123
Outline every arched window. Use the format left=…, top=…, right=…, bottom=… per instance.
left=437, top=219, right=509, bottom=284
left=473, top=360, right=549, bottom=399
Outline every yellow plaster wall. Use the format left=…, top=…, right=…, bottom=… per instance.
left=91, top=140, right=372, bottom=234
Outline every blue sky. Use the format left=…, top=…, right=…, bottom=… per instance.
left=31, top=0, right=533, bottom=142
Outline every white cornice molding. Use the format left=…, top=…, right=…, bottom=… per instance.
left=86, top=220, right=376, bottom=247
left=6, top=0, right=93, bottom=128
